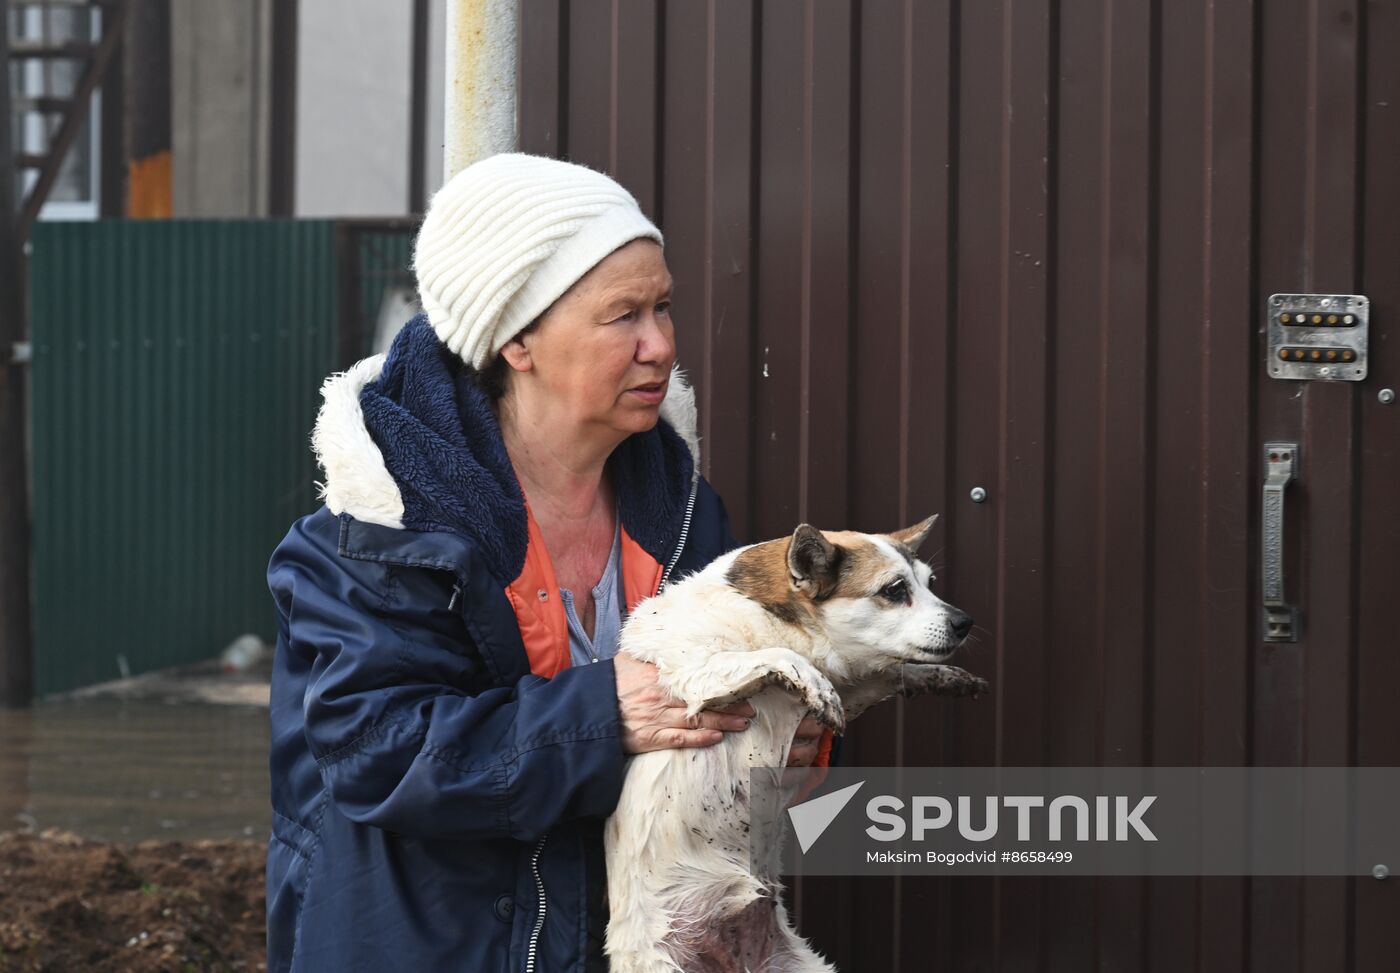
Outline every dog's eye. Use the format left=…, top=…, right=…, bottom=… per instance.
left=879, top=580, right=910, bottom=605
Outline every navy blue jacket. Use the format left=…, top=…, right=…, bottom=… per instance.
left=266, top=317, right=737, bottom=972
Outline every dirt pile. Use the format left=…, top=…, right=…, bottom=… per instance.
left=0, top=829, right=264, bottom=972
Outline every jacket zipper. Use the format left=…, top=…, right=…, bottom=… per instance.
left=519, top=479, right=695, bottom=971
left=523, top=833, right=548, bottom=972
left=449, top=580, right=550, bottom=971
left=659, top=478, right=699, bottom=591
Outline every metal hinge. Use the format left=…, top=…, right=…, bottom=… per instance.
left=11, top=342, right=32, bottom=365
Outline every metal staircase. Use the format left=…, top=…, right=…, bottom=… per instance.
left=6, top=0, right=127, bottom=237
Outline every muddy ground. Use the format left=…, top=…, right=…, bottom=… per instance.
left=0, top=829, right=264, bottom=973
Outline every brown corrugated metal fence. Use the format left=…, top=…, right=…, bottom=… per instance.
left=520, top=1, right=1400, bottom=969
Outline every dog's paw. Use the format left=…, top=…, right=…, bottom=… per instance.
left=805, top=679, right=846, bottom=732
left=952, top=673, right=991, bottom=698
left=903, top=664, right=990, bottom=699
left=759, top=654, right=845, bottom=733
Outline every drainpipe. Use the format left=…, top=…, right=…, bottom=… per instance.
left=443, top=0, right=519, bottom=181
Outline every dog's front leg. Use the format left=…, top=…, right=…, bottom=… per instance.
left=840, top=663, right=990, bottom=721
left=657, top=647, right=845, bottom=733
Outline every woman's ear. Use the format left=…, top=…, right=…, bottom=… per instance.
left=498, top=334, right=533, bottom=373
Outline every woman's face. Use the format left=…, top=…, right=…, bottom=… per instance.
left=504, top=239, right=676, bottom=440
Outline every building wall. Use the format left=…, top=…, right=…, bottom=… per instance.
left=170, top=0, right=271, bottom=217
left=295, top=0, right=446, bottom=217
left=169, top=0, right=446, bottom=219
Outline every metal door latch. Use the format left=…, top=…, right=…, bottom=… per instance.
left=1262, top=443, right=1299, bottom=642
left=1268, top=294, right=1368, bottom=382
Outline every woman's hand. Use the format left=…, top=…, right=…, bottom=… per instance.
left=614, top=653, right=755, bottom=754
left=786, top=717, right=824, bottom=767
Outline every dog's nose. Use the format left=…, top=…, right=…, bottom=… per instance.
left=948, top=611, right=973, bottom=641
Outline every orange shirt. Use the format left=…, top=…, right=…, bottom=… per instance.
left=506, top=502, right=832, bottom=768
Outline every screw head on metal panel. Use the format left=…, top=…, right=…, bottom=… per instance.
left=970, top=487, right=987, bottom=503
left=1374, top=864, right=1390, bottom=880
left=1379, top=388, right=1396, bottom=405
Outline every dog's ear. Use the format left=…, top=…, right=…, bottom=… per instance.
left=788, top=524, right=841, bottom=597
left=889, top=514, right=938, bottom=553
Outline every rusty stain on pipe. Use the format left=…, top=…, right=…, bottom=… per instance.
left=444, top=0, right=518, bottom=180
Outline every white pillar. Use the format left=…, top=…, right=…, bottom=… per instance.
left=443, top=0, right=519, bottom=181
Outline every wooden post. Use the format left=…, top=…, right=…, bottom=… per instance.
left=268, top=0, right=297, bottom=216
left=0, top=0, right=35, bottom=707
left=125, top=0, right=173, bottom=218
left=409, top=0, right=429, bottom=213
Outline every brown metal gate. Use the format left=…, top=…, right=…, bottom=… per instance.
left=520, top=1, right=1400, bottom=969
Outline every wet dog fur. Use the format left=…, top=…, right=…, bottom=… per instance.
left=604, top=516, right=988, bottom=973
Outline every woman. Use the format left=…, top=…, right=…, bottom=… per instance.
left=266, top=154, right=827, bottom=972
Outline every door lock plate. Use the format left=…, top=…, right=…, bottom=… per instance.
left=1268, top=294, right=1369, bottom=382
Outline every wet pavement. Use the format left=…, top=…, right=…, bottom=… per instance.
left=0, top=662, right=270, bottom=844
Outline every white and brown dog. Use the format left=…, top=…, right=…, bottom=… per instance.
left=605, top=516, right=988, bottom=973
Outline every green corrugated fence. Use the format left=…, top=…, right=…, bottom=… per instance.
left=28, top=220, right=338, bottom=696
left=351, top=225, right=417, bottom=359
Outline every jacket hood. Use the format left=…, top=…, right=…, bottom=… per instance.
left=311, top=314, right=701, bottom=583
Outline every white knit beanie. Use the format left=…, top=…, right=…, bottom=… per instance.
left=413, top=153, right=664, bottom=370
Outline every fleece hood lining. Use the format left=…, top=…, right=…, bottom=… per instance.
left=311, top=318, right=702, bottom=578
